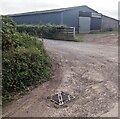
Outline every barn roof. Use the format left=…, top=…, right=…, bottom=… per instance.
left=9, top=5, right=98, bottom=17
left=103, top=15, right=119, bottom=21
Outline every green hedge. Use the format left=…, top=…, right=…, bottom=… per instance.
left=3, top=46, right=51, bottom=94
left=16, top=24, right=75, bottom=41
left=17, top=24, right=65, bottom=39
left=2, top=16, right=52, bottom=102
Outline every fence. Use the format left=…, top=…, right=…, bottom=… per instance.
left=55, top=27, right=75, bottom=41
left=17, top=25, right=76, bottom=41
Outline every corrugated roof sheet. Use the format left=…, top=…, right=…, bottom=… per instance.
left=8, top=5, right=119, bottom=21
left=9, top=5, right=98, bottom=16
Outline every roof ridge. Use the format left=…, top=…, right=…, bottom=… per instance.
left=8, top=5, right=86, bottom=16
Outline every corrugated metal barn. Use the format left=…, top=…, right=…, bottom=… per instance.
left=10, top=5, right=119, bottom=33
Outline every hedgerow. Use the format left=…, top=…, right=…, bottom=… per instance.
left=16, top=24, right=65, bottom=39
left=2, top=16, right=52, bottom=102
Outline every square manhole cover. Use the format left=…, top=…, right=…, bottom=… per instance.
left=50, top=91, right=75, bottom=106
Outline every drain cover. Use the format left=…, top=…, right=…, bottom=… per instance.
left=50, top=91, right=75, bottom=106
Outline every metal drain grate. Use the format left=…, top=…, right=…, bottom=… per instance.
left=50, top=91, right=75, bottom=106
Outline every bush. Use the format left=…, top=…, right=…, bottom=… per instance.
left=2, top=16, right=52, bottom=102
left=16, top=24, right=76, bottom=41
left=2, top=46, right=51, bottom=93
left=16, top=24, right=69, bottom=39
left=2, top=16, right=17, bottom=51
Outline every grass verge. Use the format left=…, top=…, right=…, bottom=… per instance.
left=75, top=34, right=85, bottom=42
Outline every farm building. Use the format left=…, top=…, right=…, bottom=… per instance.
left=9, top=5, right=119, bottom=33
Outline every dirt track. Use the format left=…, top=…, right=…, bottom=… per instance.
left=3, top=34, right=118, bottom=117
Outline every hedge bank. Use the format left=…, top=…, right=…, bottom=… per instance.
left=2, top=16, right=52, bottom=103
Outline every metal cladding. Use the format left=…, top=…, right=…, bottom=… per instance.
left=9, top=5, right=119, bottom=33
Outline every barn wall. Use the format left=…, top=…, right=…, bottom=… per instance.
left=101, top=15, right=118, bottom=31
left=11, top=6, right=97, bottom=29
left=11, top=12, right=62, bottom=25
left=90, top=17, right=102, bottom=31
left=79, top=12, right=102, bottom=32
left=63, top=6, right=97, bottom=31
left=11, top=6, right=119, bottom=33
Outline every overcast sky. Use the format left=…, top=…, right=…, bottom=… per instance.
left=0, top=0, right=119, bottom=19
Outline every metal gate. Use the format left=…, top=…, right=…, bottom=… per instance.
left=79, top=17, right=91, bottom=33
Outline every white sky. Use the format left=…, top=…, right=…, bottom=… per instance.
left=0, top=0, right=119, bottom=19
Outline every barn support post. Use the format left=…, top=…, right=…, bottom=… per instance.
left=73, top=27, right=75, bottom=38
left=60, top=12, right=63, bottom=24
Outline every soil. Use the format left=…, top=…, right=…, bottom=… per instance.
left=84, top=32, right=118, bottom=46
left=3, top=33, right=118, bottom=117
